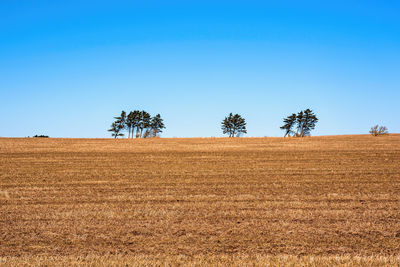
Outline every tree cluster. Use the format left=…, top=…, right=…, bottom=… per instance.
left=369, top=125, right=388, bottom=136
left=221, top=113, right=247, bottom=137
left=108, top=110, right=165, bottom=138
left=280, top=109, right=318, bottom=137
left=105, top=109, right=392, bottom=138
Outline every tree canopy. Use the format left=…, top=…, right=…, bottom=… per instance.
left=109, top=110, right=165, bottom=138
left=280, top=109, right=318, bottom=137
left=221, top=113, right=247, bottom=137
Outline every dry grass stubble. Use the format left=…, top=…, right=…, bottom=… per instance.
left=1, top=135, right=400, bottom=265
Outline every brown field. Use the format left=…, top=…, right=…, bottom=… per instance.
left=1, top=135, right=400, bottom=266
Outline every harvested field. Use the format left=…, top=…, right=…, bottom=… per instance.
left=1, top=135, right=400, bottom=266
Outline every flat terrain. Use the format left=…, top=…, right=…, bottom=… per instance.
left=1, top=135, right=400, bottom=266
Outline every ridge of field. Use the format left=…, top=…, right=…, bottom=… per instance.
left=1, top=135, right=400, bottom=265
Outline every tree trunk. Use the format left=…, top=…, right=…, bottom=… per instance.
left=136, top=127, right=140, bottom=138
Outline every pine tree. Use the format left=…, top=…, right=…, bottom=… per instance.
left=114, top=111, right=126, bottom=125
left=132, top=110, right=141, bottom=138
left=108, top=111, right=127, bottom=138
left=300, top=109, right=318, bottom=137
left=281, top=109, right=318, bottom=137
left=295, top=110, right=304, bottom=137
left=109, top=110, right=166, bottom=138
left=150, top=114, right=165, bottom=137
left=280, top=113, right=297, bottom=137
left=108, top=122, right=124, bottom=138
left=139, top=110, right=151, bottom=138
left=126, top=111, right=135, bottom=138
left=221, top=113, right=247, bottom=137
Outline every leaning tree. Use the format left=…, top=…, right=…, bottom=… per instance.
left=138, top=110, right=151, bottom=138
left=298, top=109, right=318, bottom=137
left=280, top=113, right=297, bottom=137
left=221, top=113, right=247, bottom=137
left=108, top=111, right=127, bottom=138
left=108, top=122, right=124, bottom=138
left=149, top=114, right=165, bottom=137
left=114, top=110, right=127, bottom=128
left=281, top=109, right=318, bottom=137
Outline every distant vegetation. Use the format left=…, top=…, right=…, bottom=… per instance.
left=105, top=109, right=392, bottom=138
left=370, top=125, right=388, bottom=136
left=280, top=109, right=318, bottom=137
left=33, top=135, right=49, bottom=138
left=221, top=113, right=247, bottom=137
left=108, top=110, right=165, bottom=138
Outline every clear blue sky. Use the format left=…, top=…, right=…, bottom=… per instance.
left=1, top=1, right=399, bottom=137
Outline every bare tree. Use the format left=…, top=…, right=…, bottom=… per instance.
left=369, top=125, right=388, bottom=136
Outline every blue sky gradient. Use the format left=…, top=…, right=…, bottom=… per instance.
left=1, top=1, right=399, bottom=137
